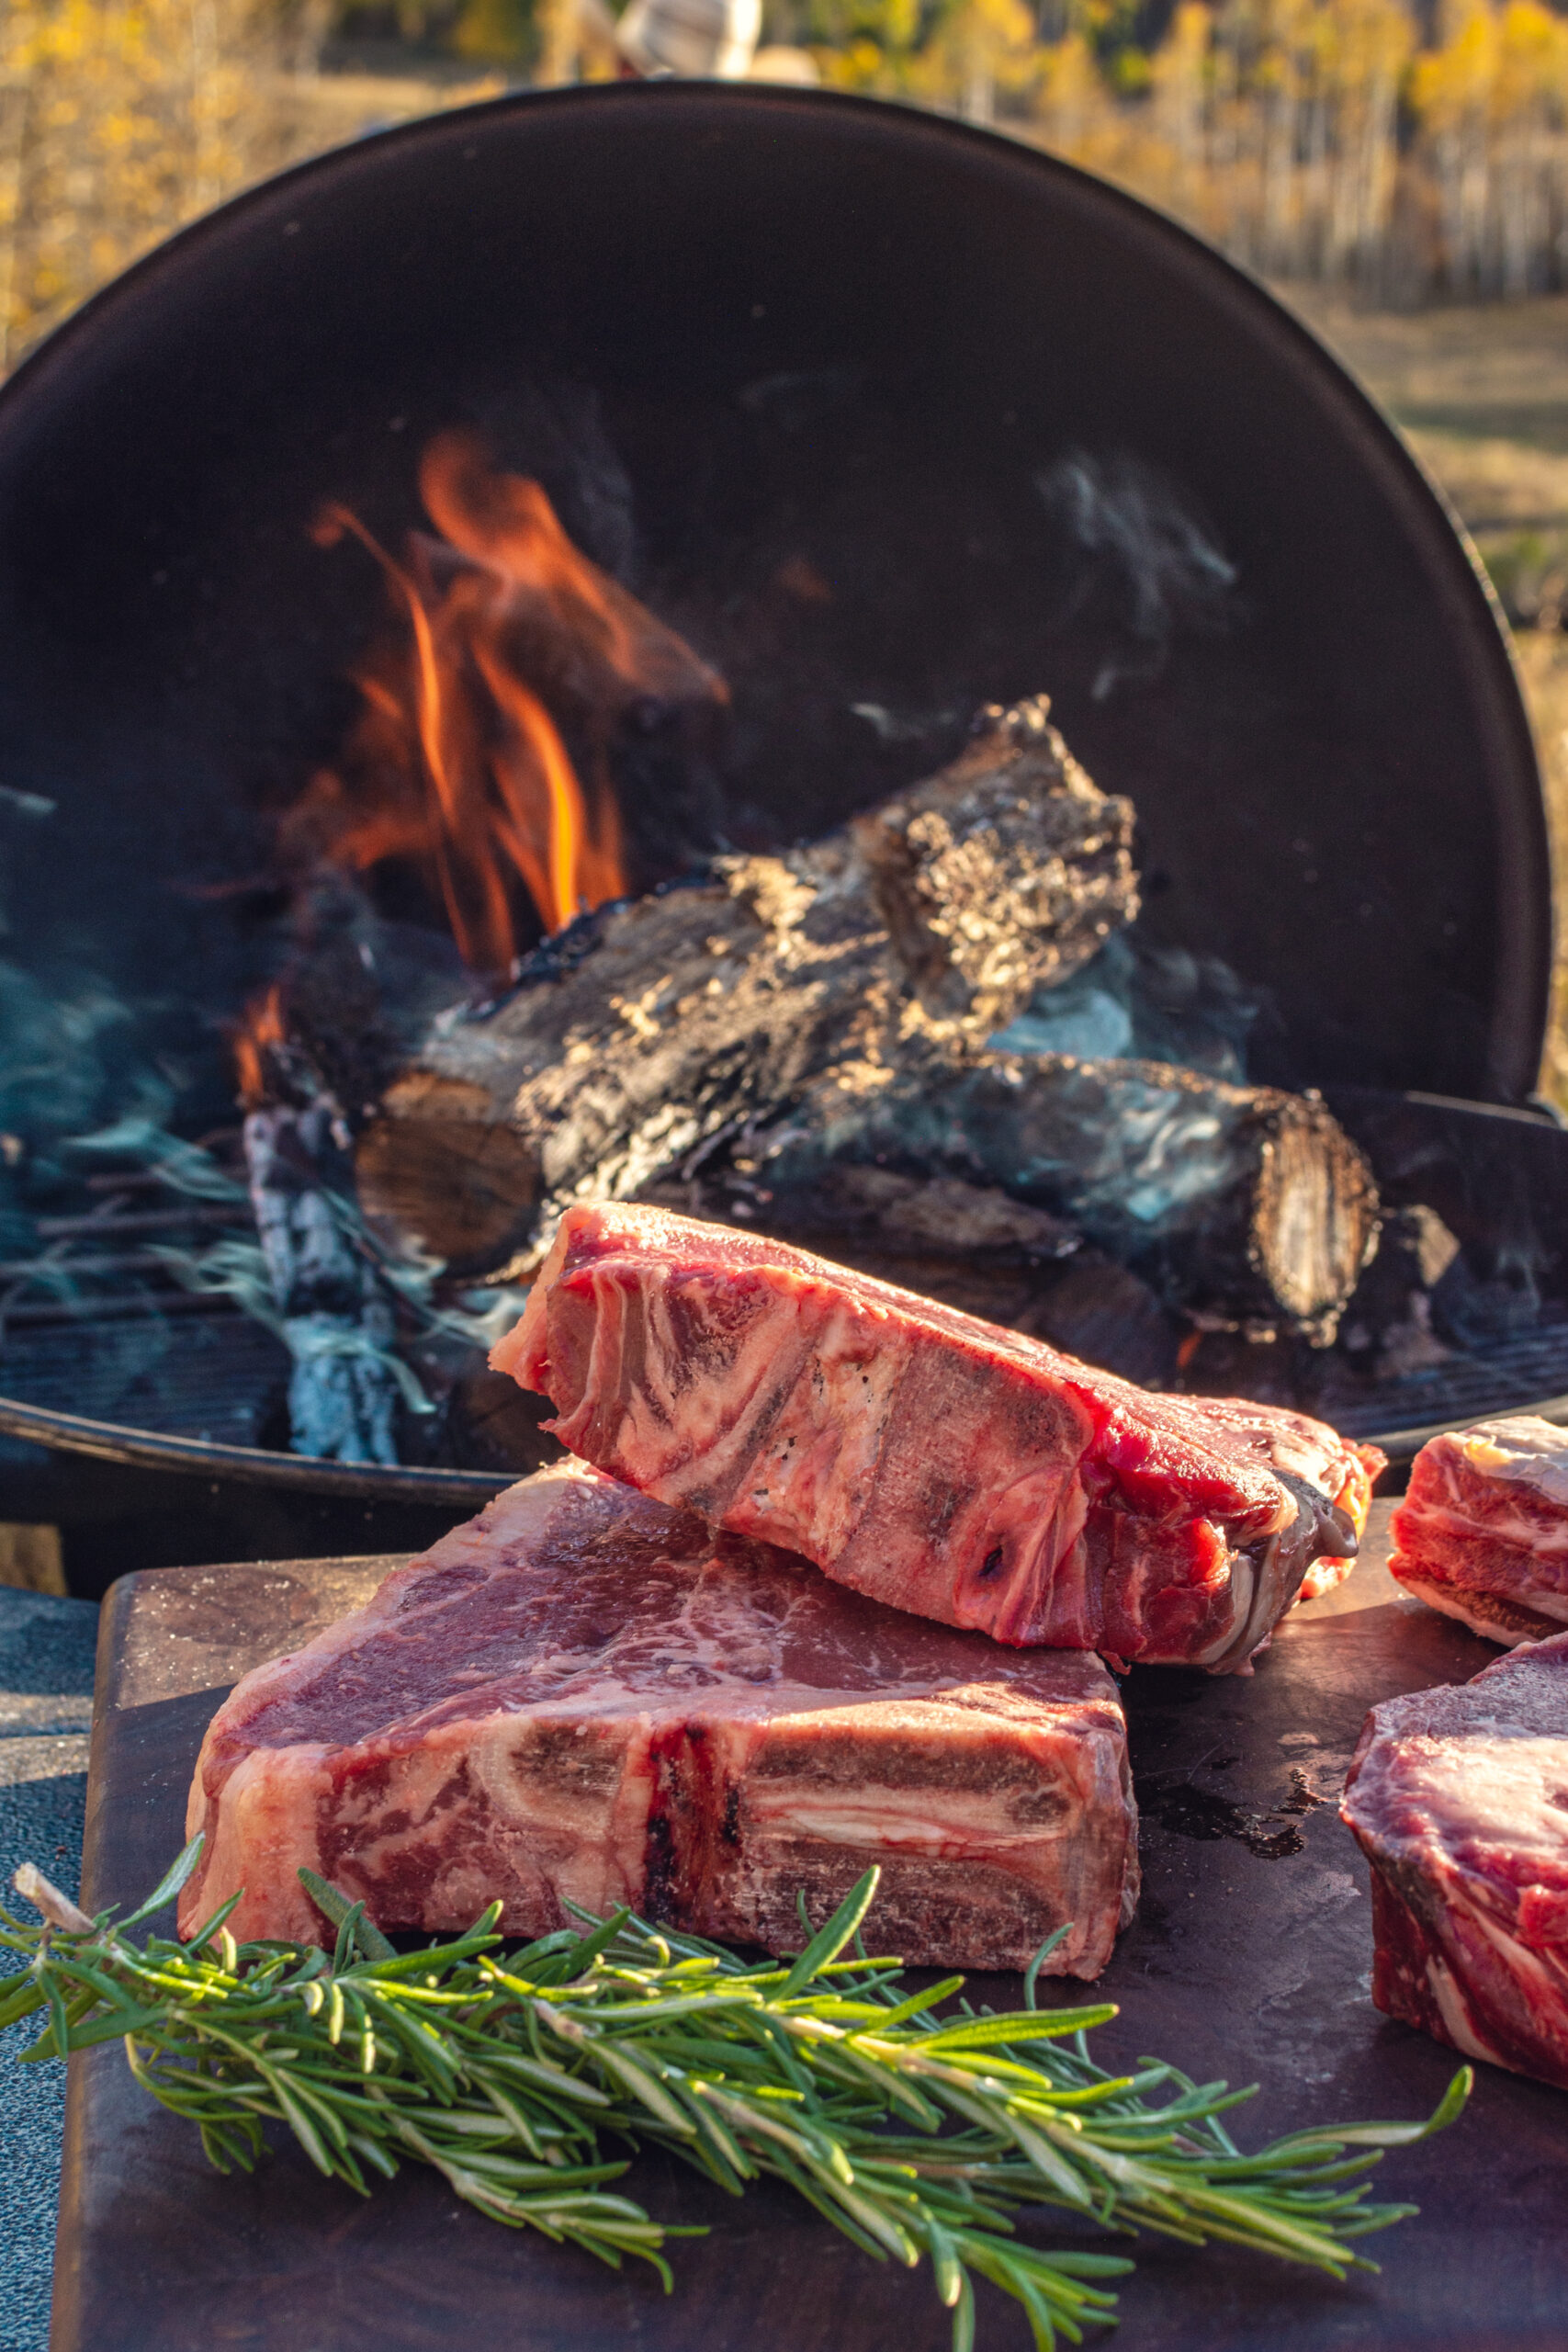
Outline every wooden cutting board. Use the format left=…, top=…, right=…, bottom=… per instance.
left=48, top=1506, right=1568, bottom=2352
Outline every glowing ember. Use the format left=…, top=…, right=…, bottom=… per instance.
left=231, top=981, right=288, bottom=1110
left=287, top=429, right=726, bottom=982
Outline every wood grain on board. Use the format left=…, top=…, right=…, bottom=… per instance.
left=48, top=1504, right=1568, bottom=2352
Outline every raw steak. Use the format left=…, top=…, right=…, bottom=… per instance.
left=493, top=1204, right=1376, bottom=1672
left=180, top=1458, right=1138, bottom=1973
left=1388, top=1418, right=1568, bottom=1645
left=1341, top=1632, right=1568, bottom=2089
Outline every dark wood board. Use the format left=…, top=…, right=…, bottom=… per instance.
left=48, top=1507, right=1568, bottom=2352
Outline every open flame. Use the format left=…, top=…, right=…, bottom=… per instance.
left=287, top=428, right=726, bottom=982
left=231, top=981, right=288, bottom=1111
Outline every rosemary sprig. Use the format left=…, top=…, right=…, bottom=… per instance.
left=1, top=1843, right=1468, bottom=2350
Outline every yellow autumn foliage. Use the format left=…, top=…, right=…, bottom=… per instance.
left=5, top=0, right=1568, bottom=368
left=0, top=0, right=503, bottom=368
left=0, top=0, right=288, bottom=362
left=902, top=0, right=1037, bottom=123
left=1020, top=0, right=1568, bottom=295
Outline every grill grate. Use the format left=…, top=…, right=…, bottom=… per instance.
left=0, top=1306, right=289, bottom=1449
left=6, top=1096, right=1568, bottom=1482
left=1315, top=1322, right=1568, bottom=1444
left=5, top=1282, right=1568, bottom=1479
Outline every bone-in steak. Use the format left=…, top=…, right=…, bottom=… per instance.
left=1388, top=1418, right=1568, bottom=1644
left=1341, top=1632, right=1568, bottom=2088
left=493, top=1204, right=1374, bottom=1671
left=181, top=1459, right=1139, bottom=1973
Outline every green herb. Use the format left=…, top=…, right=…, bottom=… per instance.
left=1, top=1843, right=1468, bottom=2350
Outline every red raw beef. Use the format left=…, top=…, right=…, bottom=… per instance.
left=1341, top=1631, right=1568, bottom=2088
left=493, top=1204, right=1375, bottom=1672
left=180, top=1458, right=1138, bottom=1973
left=1388, top=1418, right=1568, bottom=1645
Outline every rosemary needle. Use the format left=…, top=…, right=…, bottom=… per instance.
left=1, top=1841, right=1468, bottom=2350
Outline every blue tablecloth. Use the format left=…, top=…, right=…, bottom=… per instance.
left=0, top=1588, right=97, bottom=2352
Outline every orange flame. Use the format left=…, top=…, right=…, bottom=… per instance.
left=290, top=430, right=727, bottom=982
left=231, top=982, right=288, bottom=1110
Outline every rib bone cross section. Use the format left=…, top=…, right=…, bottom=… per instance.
left=181, top=1459, right=1139, bottom=1974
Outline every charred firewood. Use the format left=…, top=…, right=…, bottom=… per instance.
left=356, top=698, right=1137, bottom=1268
left=752, top=1050, right=1381, bottom=1342
left=1336, top=1204, right=1459, bottom=1380
left=850, top=696, right=1139, bottom=1031
left=354, top=1073, right=541, bottom=1275
left=736, top=1165, right=1082, bottom=1262
left=357, top=696, right=1378, bottom=1338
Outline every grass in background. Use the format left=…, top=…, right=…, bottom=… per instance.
left=1516, top=628, right=1568, bottom=1108
left=1288, top=288, right=1568, bottom=1107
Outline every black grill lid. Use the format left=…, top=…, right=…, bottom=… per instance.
left=0, top=83, right=1547, bottom=1105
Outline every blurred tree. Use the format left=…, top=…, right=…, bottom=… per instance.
left=0, top=0, right=276, bottom=366
left=808, top=0, right=922, bottom=86
left=0, top=0, right=503, bottom=370
left=1412, top=0, right=1568, bottom=292
left=451, top=0, right=537, bottom=61
left=9, top=0, right=1568, bottom=373
left=906, top=0, right=1037, bottom=119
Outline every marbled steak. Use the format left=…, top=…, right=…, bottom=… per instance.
left=494, top=1203, right=1375, bottom=1672
left=1342, top=1631, right=1568, bottom=2089
left=180, top=1459, right=1139, bottom=1974
left=1387, top=1418, right=1568, bottom=1644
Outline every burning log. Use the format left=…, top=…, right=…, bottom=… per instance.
left=357, top=697, right=1137, bottom=1255
left=355, top=696, right=1379, bottom=1340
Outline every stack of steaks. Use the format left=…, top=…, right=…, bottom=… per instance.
left=182, top=1198, right=1568, bottom=2084
left=184, top=1203, right=1379, bottom=1975
left=1327, top=1412, right=1568, bottom=2093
